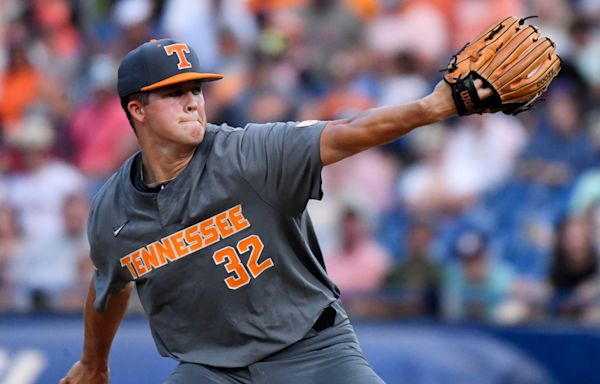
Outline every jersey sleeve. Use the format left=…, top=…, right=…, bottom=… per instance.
left=91, top=258, right=131, bottom=311
left=237, top=120, right=327, bottom=215
left=87, top=197, right=133, bottom=311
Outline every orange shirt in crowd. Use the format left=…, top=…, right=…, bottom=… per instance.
left=0, top=66, right=40, bottom=134
left=344, top=0, right=379, bottom=20
left=247, top=0, right=306, bottom=12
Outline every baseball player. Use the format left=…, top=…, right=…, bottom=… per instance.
left=60, top=23, right=558, bottom=383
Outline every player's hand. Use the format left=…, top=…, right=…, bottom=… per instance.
left=60, top=360, right=109, bottom=384
left=426, top=79, right=493, bottom=119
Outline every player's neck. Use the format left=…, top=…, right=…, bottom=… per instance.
left=140, top=148, right=195, bottom=187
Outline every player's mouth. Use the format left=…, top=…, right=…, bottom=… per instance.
left=180, top=120, right=202, bottom=125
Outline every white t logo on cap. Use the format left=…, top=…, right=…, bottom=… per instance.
left=164, top=43, right=192, bottom=70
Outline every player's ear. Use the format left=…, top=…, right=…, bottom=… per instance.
left=127, top=100, right=145, bottom=124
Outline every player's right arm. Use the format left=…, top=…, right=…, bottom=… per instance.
left=60, top=278, right=133, bottom=384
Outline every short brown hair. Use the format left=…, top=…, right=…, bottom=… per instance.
left=120, top=91, right=150, bottom=132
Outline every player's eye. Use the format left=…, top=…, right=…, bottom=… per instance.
left=168, top=90, right=183, bottom=97
left=191, top=86, right=202, bottom=95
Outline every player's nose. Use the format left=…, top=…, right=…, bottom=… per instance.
left=183, top=91, right=202, bottom=112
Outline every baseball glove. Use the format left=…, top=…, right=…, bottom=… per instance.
left=444, top=16, right=562, bottom=115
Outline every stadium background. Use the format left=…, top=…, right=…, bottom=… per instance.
left=0, top=0, right=599, bottom=383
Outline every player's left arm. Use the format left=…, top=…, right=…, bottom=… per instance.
left=320, top=80, right=459, bottom=166
left=321, top=16, right=560, bottom=166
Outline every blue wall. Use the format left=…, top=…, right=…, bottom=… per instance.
left=0, top=316, right=598, bottom=383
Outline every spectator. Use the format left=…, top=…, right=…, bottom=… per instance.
left=517, top=86, right=597, bottom=190
left=0, top=0, right=595, bottom=324
left=568, top=17, right=600, bottom=95
left=309, top=147, right=399, bottom=257
left=440, top=114, right=527, bottom=206
left=568, top=166, right=600, bottom=217
left=300, top=0, right=363, bottom=82
left=160, top=0, right=258, bottom=73
left=325, top=206, right=391, bottom=315
left=0, top=43, right=41, bottom=137
left=547, top=215, right=599, bottom=322
left=10, top=193, right=91, bottom=312
left=68, top=54, right=137, bottom=192
left=383, top=217, right=443, bottom=317
left=247, top=0, right=306, bottom=13
left=112, top=0, right=159, bottom=54
left=6, top=114, right=86, bottom=241
left=343, top=0, right=379, bottom=21
left=397, top=122, right=454, bottom=214
left=442, top=229, right=516, bottom=322
left=376, top=51, right=430, bottom=108
left=448, top=0, right=525, bottom=51
left=318, top=48, right=375, bottom=120
left=365, top=0, right=449, bottom=73
left=400, top=112, right=525, bottom=219
left=30, top=0, right=82, bottom=84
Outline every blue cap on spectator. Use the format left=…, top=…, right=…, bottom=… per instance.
left=117, top=39, right=223, bottom=98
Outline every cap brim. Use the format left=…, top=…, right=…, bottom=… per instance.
left=141, top=72, right=224, bottom=92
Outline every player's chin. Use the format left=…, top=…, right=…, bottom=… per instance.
left=189, top=127, right=207, bottom=145
left=180, top=121, right=206, bottom=143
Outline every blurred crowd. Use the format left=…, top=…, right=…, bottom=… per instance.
left=0, top=0, right=600, bottom=326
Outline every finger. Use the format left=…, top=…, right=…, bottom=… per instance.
left=474, top=79, right=493, bottom=100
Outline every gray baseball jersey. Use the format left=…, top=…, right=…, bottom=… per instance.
left=88, top=121, right=343, bottom=367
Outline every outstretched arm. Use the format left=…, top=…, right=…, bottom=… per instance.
left=320, top=80, right=489, bottom=166
left=320, top=15, right=561, bottom=166
left=60, top=278, right=133, bottom=384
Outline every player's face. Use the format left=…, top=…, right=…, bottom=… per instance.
left=143, top=80, right=207, bottom=146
